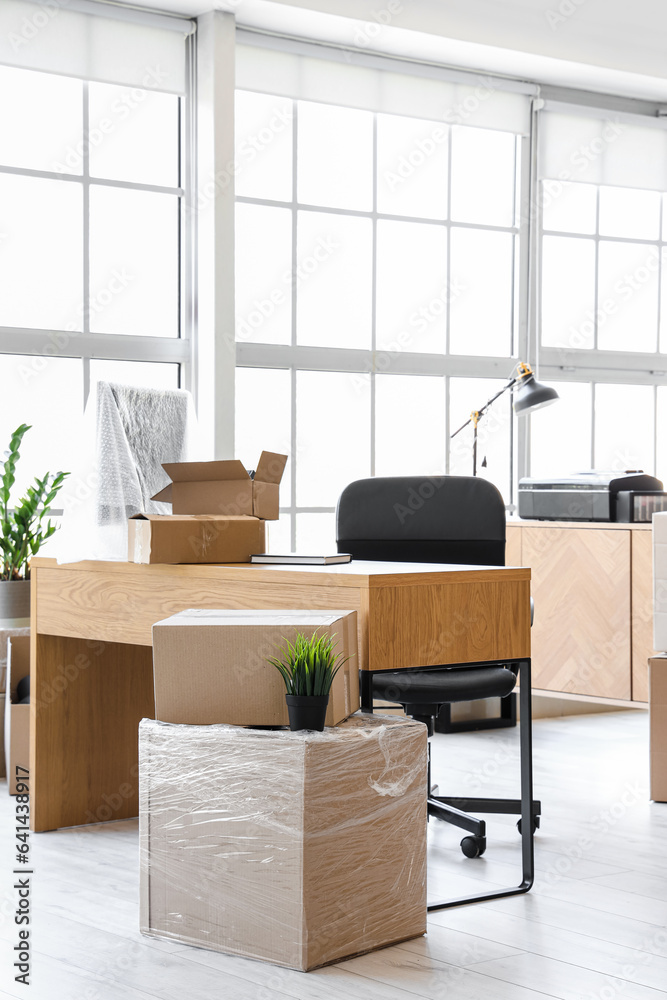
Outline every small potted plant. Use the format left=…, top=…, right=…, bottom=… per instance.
left=268, top=630, right=350, bottom=732
left=0, top=424, right=68, bottom=618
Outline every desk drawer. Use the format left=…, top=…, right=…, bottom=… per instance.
left=367, top=579, right=531, bottom=669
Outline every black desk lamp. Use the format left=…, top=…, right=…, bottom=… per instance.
left=451, top=362, right=559, bottom=476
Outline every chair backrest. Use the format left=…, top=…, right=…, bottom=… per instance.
left=336, top=476, right=505, bottom=566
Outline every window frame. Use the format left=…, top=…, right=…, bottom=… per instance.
left=235, top=90, right=531, bottom=547
left=534, top=95, right=667, bottom=479
left=0, top=33, right=196, bottom=404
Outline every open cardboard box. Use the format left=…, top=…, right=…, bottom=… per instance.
left=129, top=514, right=265, bottom=565
left=151, top=452, right=287, bottom=520
left=4, top=635, right=30, bottom=795
left=152, top=609, right=359, bottom=727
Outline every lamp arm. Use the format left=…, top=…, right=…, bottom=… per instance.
left=449, top=376, right=518, bottom=440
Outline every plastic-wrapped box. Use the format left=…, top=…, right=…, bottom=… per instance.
left=139, top=712, right=427, bottom=971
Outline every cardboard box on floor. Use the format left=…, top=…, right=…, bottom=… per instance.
left=139, top=712, right=427, bottom=971
left=1, top=622, right=30, bottom=695
left=649, top=654, right=667, bottom=801
left=152, top=609, right=359, bottom=727
left=4, top=635, right=30, bottom=795
left=128, top=514, right=265, bottom=565
left=0, top=694, right=5, bottom=779
left=151, top=452, right=287, bottom=520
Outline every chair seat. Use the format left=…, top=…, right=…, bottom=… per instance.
left=372, top=666, right=517, bottom=706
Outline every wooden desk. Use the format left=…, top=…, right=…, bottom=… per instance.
left=29, top=558, right=530, bottom=832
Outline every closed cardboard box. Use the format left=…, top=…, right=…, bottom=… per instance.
left=139, top=712, right=427, bottom=970
left=152, top=609, right=359, bottom=727
left=128, top=515, right=265, bottom=565
left=4, top=635, right=30, bottom=795
left=649, top=654, right=667, bottom=801
left=151, top=452, right=287, bottom=520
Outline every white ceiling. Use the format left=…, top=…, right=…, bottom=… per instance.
left=101, top=0, right=667, bottom=102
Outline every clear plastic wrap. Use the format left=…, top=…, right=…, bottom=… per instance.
left=55, top=381, right=201, bottom=563
left=139, top=711, right=427, bottom=971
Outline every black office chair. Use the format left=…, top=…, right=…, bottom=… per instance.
left=336, top=475, right=540, bottom=910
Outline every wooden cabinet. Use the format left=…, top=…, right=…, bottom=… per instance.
left=631, top=529, right=661, bottom=701
left=507, top=521, right=655, bottom=703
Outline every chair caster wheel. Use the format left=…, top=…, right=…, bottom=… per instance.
left=517, top=816, right=540, bottom=835
left=460, top=836, right=486, bottom=858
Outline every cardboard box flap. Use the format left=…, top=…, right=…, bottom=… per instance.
left=162, top=460, right=250, bottom=484
left=151, top=461, right=254, bottom=503
left=254, top=452, right=288, bottom=486
left=151, top=484, right=173, bottom=503
left=148, top=455, right=287, bottom=516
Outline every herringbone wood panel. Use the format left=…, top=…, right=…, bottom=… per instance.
left=523, top=527, right=631, bottom=699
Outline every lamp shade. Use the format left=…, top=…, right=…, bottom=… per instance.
left=513, top=374, right=559, bottom=414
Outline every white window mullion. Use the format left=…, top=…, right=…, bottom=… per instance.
left=82, top=82, right=91, bottom=340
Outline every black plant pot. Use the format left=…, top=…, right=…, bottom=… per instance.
left=285, top=694, right=329, bottom=732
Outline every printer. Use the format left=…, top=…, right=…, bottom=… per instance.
left=518, top=471, right=667, bottom=522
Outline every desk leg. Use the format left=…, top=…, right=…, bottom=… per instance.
left=31, top=635, right=154, bottom=832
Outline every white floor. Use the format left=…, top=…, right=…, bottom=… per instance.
left=1, top=710, right=666, bottom=1000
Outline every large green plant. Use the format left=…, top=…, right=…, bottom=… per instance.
left=268, top=631, right=351, bottom=697
left=1, top=424, right=68, bottom=581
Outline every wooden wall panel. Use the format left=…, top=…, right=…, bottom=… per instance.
left=505, top=524, right=522, bottom=567
left=632, top=529, right=659, bottom=702
left=523, top=527, right=631, bottom=699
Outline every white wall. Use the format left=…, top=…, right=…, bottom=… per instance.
left=241, top=0, right=667, bottom=83
left=101, top=1, right=667, bottom=98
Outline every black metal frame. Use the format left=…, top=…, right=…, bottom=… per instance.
left=360, top=658, right=539, bottom=910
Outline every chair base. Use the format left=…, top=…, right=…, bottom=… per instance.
left=430, top=794, right=542, bottom=828
left=427, top=777, right=541, bottom=909
left=434, top=692, right=517, bottom=734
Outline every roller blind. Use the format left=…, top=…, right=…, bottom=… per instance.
left=0, top=0, right=194, bottom=94
left=236, top=33, right=532, bottom=134
left=539, top=103, right=667, bottom=191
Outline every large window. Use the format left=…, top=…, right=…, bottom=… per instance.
left=234, top=65, right=527, bottom=552
left=533, top=106, right=667, bottom=478
left=0, top=18, right=191, bottom=499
